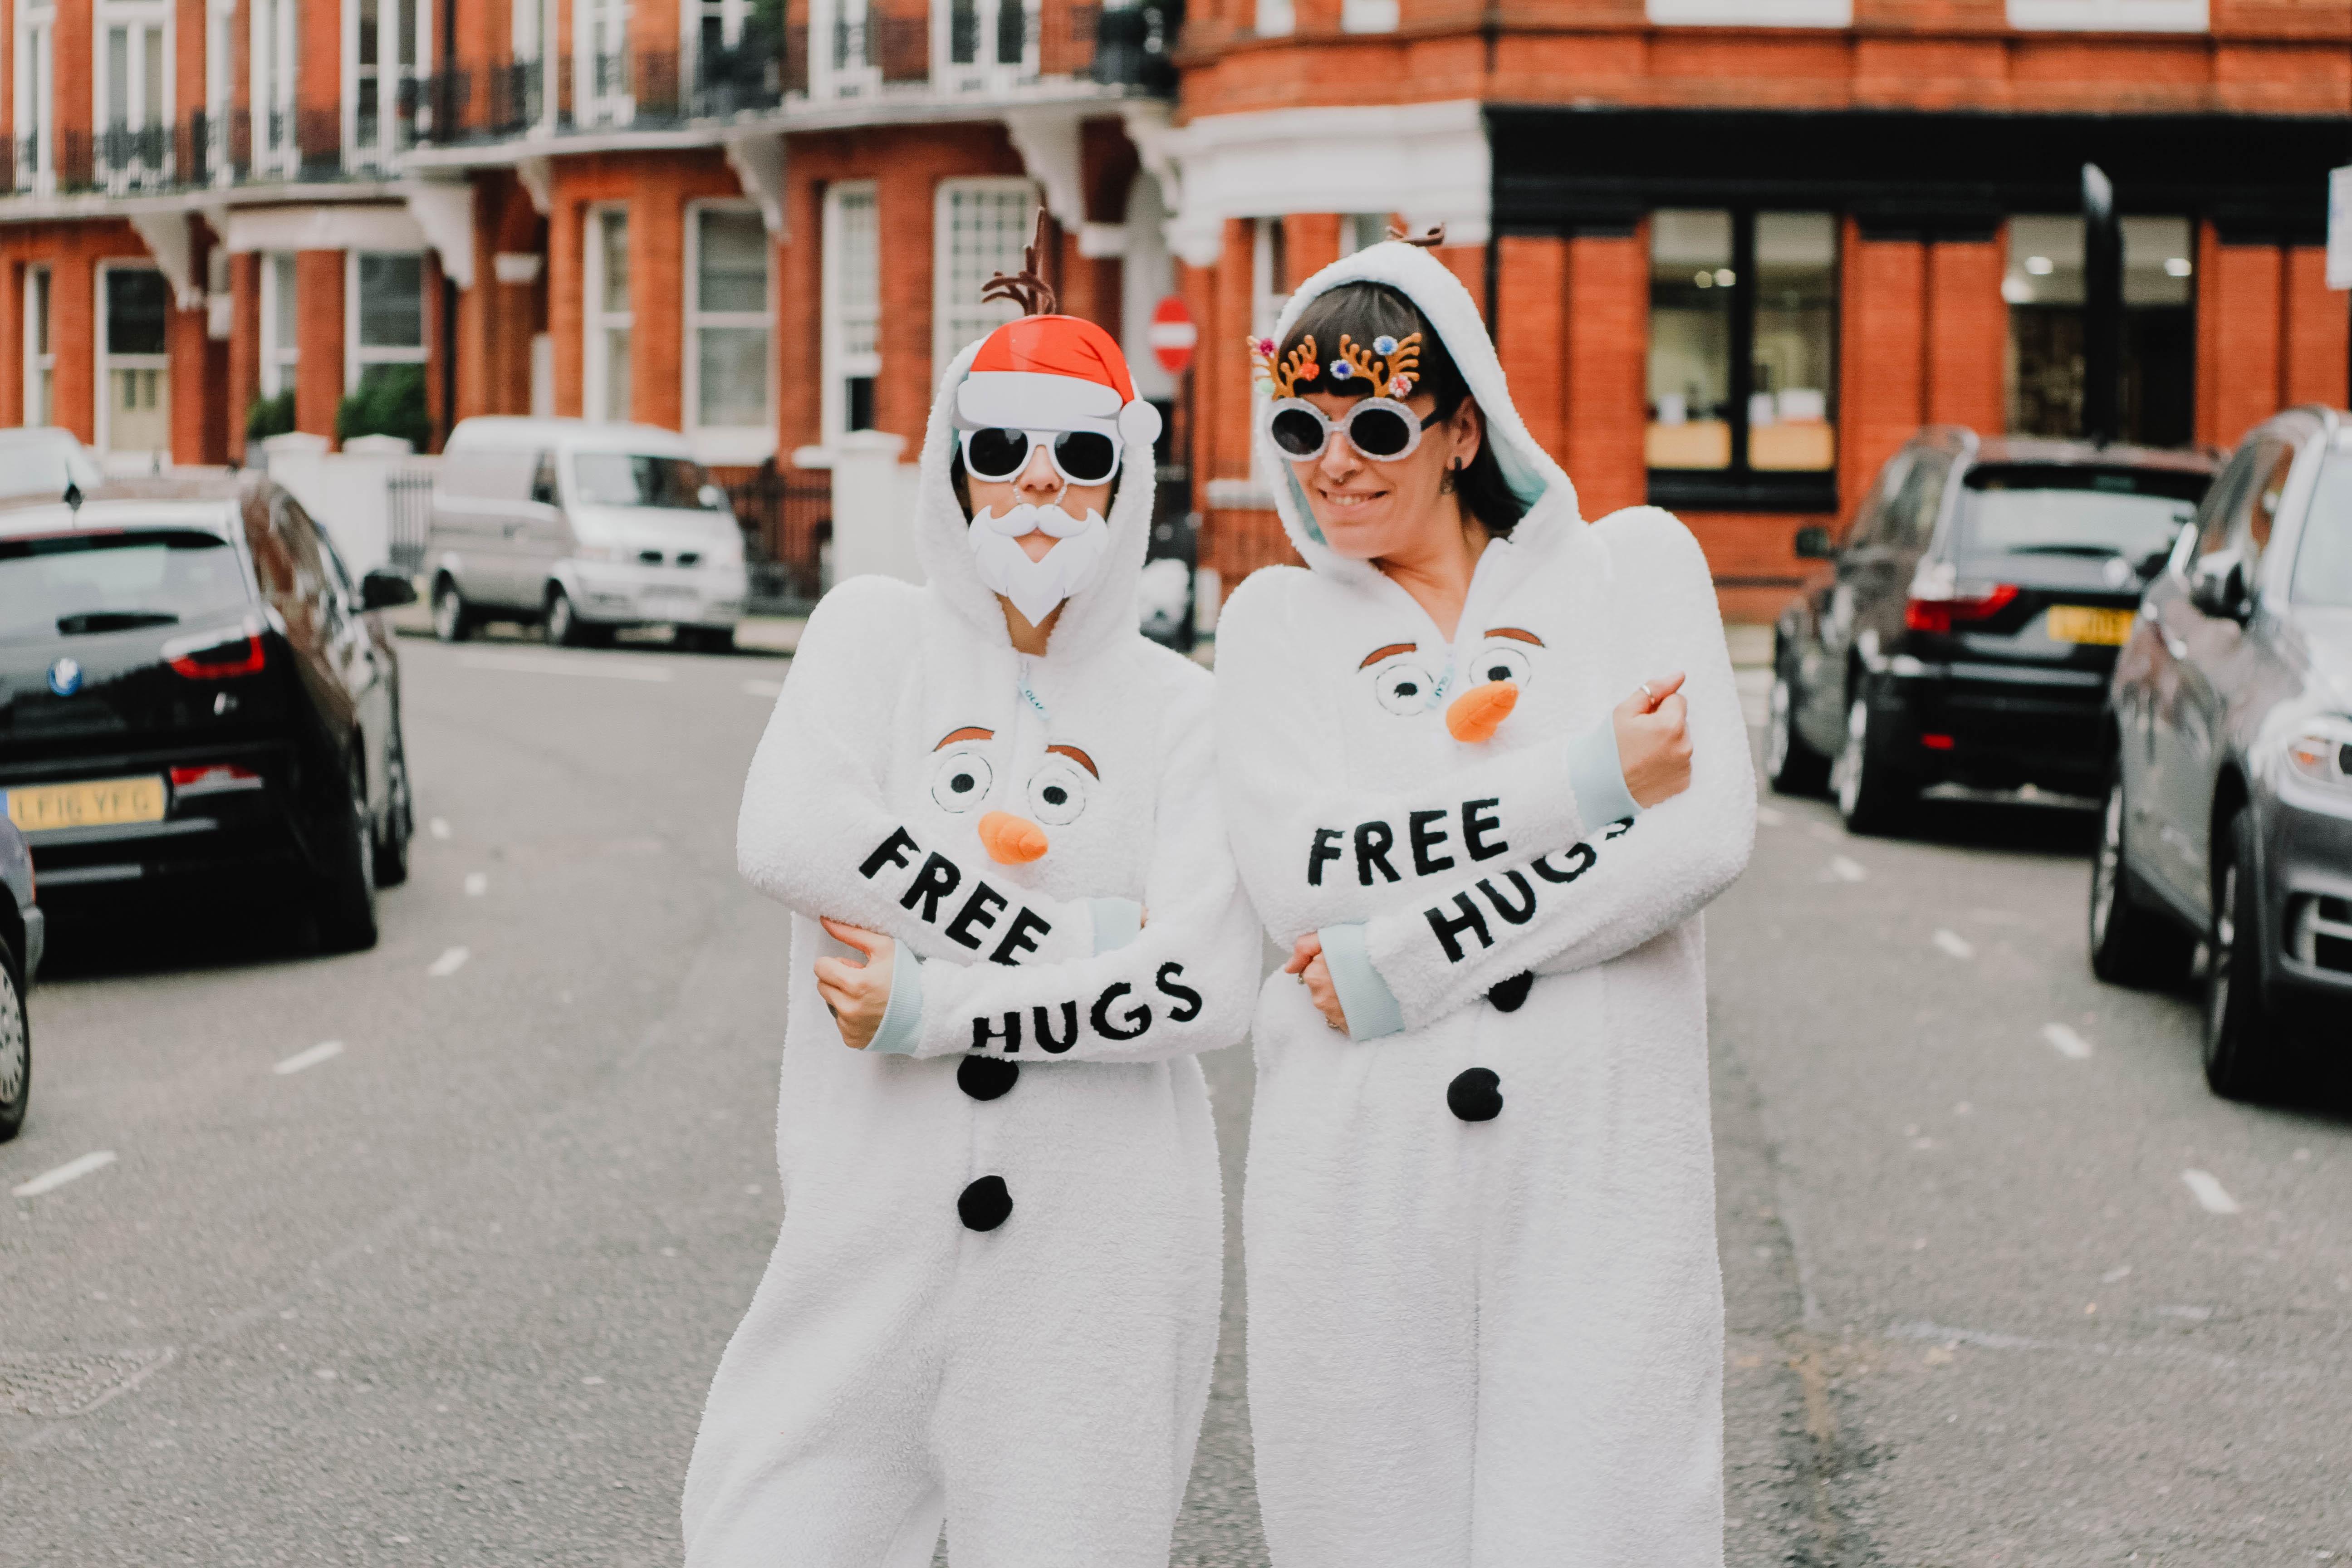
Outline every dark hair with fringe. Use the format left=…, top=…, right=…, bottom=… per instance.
left=1277, top=282, right=1525, bottom=536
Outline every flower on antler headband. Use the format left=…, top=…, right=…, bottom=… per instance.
left=1250, top=334, right=1321, bottom=399
left=1336, top=332, right=1421, bottom=400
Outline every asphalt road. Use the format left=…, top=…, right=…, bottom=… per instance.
left=2, top=632, right=2347, bottom=1566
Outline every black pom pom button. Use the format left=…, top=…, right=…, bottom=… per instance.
left=958, top=1056, right=1019, bottom=1101
left=1447, top=1068, right=1503, bottom=1122
left=958, top=1175, right=1013, bottom=1232
left=1486, top=971, right=1534, bottom=1013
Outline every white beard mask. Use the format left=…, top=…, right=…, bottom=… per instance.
left=968, top=502, right=1112, bottom=627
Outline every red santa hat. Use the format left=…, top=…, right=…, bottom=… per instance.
left=956, top=314, right=1164, bottom=453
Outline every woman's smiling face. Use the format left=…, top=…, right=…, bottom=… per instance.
left=1288, top=388, right=1483, bottom=562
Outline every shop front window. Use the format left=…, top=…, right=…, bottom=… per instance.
left=1647, top=209, right=1838, bottom=509
left=2004, top=215, right=2193, bottom=447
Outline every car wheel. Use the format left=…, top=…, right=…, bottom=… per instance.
left=0, top=940, right=27, bottom=1143
left=314, top=752, right=380, bottom=954
left=545, top=587, right=604, bottom=648
left=2087, top=762, right=2194, bottom=988
left=1833, top=696, right=1914, bottom=835
left=2202, top=810, right=2285, bottom=1100
left=373, top=720, right=412, bottom=888
left=1764, top=667, right=1830, bottom=796
left=431, top=577, right=473, bottom=642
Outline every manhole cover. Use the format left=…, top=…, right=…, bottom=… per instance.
left=0, top=1348, right=174, bottom=1416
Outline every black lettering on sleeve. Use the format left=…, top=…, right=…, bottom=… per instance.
left=972, top=1011, right=1022, bottom=1054
left=1155, top=961, right=1203, bottom=1023
left=859, top=827, right=919, bottom=879
left=1462, top=798, right=1507, bottom=862
left=898, top=853, right=962, bottom=923
left=1033, top=1001, right=1079, bottom=1054
left=1308, top=828, right=1344, bottom=887
left=1603, top=817, right=1635, bottom=840
left=943, top=882, right=1009, bottom=950
left=1477, top=870, right=1537, bottom=925
left=989, top=907, right=1052, bottom=965
left=1531, top=842, right=1597, bottom=883
left=1425, top=893, right=1494, bottom=963
left=1353, top=821, right=1401, bottom=886
left=1090, top=982, right=1152, bottom=1041
left=1409, top=809, right=1455, bottom=876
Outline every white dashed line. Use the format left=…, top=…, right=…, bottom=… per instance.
left=1932, top=929, right=1975, bottom=960
left=427, top=946, right=470, bottom=978
left=12, top=1150, right=118, bottom=1198
left=741, top=678, right=784, bottom=698
left=1755, top=805, right=1786, bottom=828
left=464, top=872, right=488, bottom=897
left=2043, top=1023, right=2093, bottom=1060
left=274, top=1040, right=345, bottom=1076
left=456, top=653, right=672, bottom=682
left=429, top=817, right=451, bottom=839
left=2181, top=1169, right=2241, bottom=1215
left=1827, top=855, right=1867, bottom=882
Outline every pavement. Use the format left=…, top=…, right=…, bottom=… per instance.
left=1, top=622, right=2346, bottom=1566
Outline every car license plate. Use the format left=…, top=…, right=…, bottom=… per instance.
left=2048, top=605, right=2134, bottom=646
left=4, top=775, right=167, bottom=833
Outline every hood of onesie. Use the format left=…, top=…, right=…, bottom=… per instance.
left=910, top=314, right=1161, bottom=662
left=1256, top=243, right=1584, bottom=590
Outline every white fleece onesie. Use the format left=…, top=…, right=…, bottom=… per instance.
left=1215, top=243, right=1756, bottom=1568
left=683, top=337, right=1259, bottom=1568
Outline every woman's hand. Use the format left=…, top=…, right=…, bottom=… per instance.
left=1614, top=671, right=1694, bottom=809
left=814, top=917, right=895, bottom=1050
left=1283, top=933, right=1349, bottom=1034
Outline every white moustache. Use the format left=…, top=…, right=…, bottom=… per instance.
left=972, top=502, right=1102, bottom=541
left=968, top=512, right=1112, bottom=627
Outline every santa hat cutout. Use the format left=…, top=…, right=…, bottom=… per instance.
left=954, top=214, right=1164, bottom=454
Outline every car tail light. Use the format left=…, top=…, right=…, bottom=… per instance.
left=170, top=764, right=265, bottom=797
left=1921, top=733, right=1956, bottom=750
left=162, top=616, right=267, bottom=679
left=1904, top=568, right=2020, bottom=634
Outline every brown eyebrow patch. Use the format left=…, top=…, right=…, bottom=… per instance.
left=1485, top=627, right=1546, bottom=647
left=1358, top=642, right=1420, bottom=670
left=1045, top=744, right=1100, bottom=779
left=935, top=726, right=995, bottom=750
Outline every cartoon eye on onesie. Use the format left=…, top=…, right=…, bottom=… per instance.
left=1362, top=643, right=1438, bottom=718
left=930, top=726, right=998, bottom=813
left=1445, top=627, right=1546, bottom=745
left=1025, top=745, right=1098, bottom=827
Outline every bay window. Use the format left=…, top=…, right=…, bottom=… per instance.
left=97, top=1, right=172, bottom=189
left=687, top=205, right=775, bottom=458
left=933, top=179, right=1037, bottom=386
left=822, top=182, right=880, bottom=440
left=347, top=0, right=429, bottom=170
left=251, top=0, right=299, bottom=176
left=942, top=0, right=1034, bottom=85
left=348, top=252, right=427, bottom=390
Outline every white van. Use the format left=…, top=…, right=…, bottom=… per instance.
left=426, top=417, right=750, bottom=651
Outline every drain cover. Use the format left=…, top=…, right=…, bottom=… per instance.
left=0, top=1348, right=174, bottom=1416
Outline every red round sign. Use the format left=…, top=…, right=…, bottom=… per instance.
left=1148, top=294, right=1198, bottom=376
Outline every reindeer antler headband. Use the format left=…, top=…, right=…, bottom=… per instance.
left=1250, top=331, right=1422, bottom=402
left=980, top=209, right=1058, bottom=317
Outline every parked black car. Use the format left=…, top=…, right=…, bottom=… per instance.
left=1769, top=430, right=2215, bottom=832
left=1, top=813, right=37, bottom=1142
left=2091, top=404, right=2352, bottom=1098
left=0, top=475, right=416, bottom=951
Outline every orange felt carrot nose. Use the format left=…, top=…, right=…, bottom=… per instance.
left=1445, top=680, right=1519, bottom=743
left=978, top=810, right=1049, bottom=864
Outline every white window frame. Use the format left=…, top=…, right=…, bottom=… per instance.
left=1339, top=0, right=1397, bottom=33
left=95, top=260, right=171, bottom=459
left=1254, top=0, right=1294, bottom=39
left=12, top=1, right=57, bottom=193
left=934, top=0, right=1037, bottom=91
left=811, top=0, right=879, bottom=98
left=932, top=176, right=1038, bottom=387
left=2006, top=0, right=2206, bottom=28
left=345, top=250, right=429, bottom=393
left=23, top=265, right=54, bottom=425
left=574, top=0, right=635, bottom=127
left=584, top=204, right=634, bottom=423
left=204, top=0, right=235, bottom=184
left=689, top=0, right=755, bottom=76
left=821, top=181, right=880, bottom=443
left=684, top=200, right=776, bottom=461
left=344, top=0, right=432, bottom=172
left=510, top=0, right=557, bottom=132
left=1249, top=216, right=1288, bottom=492
left=95, top=0, right=174, bottom=191
left=1645, top=0, right=1851, bottom=21
left=250, top=0, right=300, bottom=176
left=260, top=253, right=300, bottom=397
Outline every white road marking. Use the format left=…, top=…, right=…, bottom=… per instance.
left=1754, top=805, right=1786, bottom=828
left=581, top=1376, right=605, bottom=1385
left=274, top=1040, right=345, bottom=1076
left=2043, top=1023, right=2094, bottom=1060
left=1827, top=855, right=1866, bottom=882
left=2181, top=1168, right=2241, bottom=1215
left=741, top=678, right=784, bottom=698
left=1932, top=928, right=1975, bottom=960
left=456, top=652, right=672, bottom=683
left=2102, top=1264, right=2132, bottom=1283
left=426, top=946, right=470, bottom=978
left=12, top=1150, right=118, bottom=1198
left=464, top=872, right=488, bottom=897
left=429, top=817, right=451, bottom=839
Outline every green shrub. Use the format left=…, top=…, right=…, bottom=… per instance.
left=335, top=364, right=432, bottom=449
left=245, top=389, right=296, bottom=441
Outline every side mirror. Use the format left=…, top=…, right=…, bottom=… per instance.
left=1793, top=525, right=1835, bottom=561
left=699, top=483, right=729, bottom=512
left=359, top=568, right=420, bottom=611
left=2188, top=550, right=2249, bottom=621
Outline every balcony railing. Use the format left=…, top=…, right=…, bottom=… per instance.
left=1, top=106, right=391, bottom=198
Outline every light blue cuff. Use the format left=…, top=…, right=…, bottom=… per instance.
left=868, top=951, right=925, bottom=1054
left=1565, top=718, right=1642, bottom=828
left=1089, top=897, right=1145, bottom=954
left=1318, top=922, right=1406, bottom=1042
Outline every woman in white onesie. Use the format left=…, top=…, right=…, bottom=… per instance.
left=1215, top=239, right=1754, bottom=1566
left=684, top=283, right=1258, bottom=1567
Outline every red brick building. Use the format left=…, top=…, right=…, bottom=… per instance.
left=3, top=0, right=2349, bottom=619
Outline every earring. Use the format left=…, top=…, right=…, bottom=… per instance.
left=1439, top=464, right=1458, bottom=495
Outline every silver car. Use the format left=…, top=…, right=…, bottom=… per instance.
left=2, top=812, right=39, bottom=1142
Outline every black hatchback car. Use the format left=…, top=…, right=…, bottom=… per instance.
left=1768, top=430, right=2215, bottom=832
left=0, top=475, right=415, bottom=951
left=2091, top=404, right=2352, bottom=1098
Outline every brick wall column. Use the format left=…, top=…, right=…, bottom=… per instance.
left=0, top=260, right=22, bottom=428
left=874, top=162, right=935, bottom=440
left=2283, top=245, right=2348, bottom=410
left=1838, top=223, right=1926, bottom=529
left=779, top=173, right=824, bottom=459
left=54, top=0, right=92, bottom=150
left=299, top=0, right=340, bottom=161
left=294, top=249, right=347, bottom=442
left=228, top=251, right=261, bottom=463
left=1924, top=232, right=2005, bottom=434
left=52, top=251, right=97, bottom=446
left=1434, top=243, right=1488, bottom=318
left=2194, top=223, right=2284, bottom=449
left=1495, top=233, right=1567, bottom=461
left=176, top=0, right=207, bottom=148
left=1563, top=228, right=1647, bottom=519
left=1212, top=218, right=1254, bottom=487
left=631, top=172, right=685, bottom=429
left=1180, top=252, right=1219, bottom=520
left=1283, top=214, right=1342, bottom=290
left=169, top=220, right=213, bottom=465
left=551, top=198, right=584, bottom=417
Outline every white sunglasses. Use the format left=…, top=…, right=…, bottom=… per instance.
left=1264, top=397, right=1444, bottom=462
left=959, top=426, right=1125, bottom=486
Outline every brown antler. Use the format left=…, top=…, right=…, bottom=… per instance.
left=980, top=208, right=1058, bottom=316
left=1387, top=222, right=1447, bottom=249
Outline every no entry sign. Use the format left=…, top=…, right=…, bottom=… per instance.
left=1148, top=295, right=1197, bottom=375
